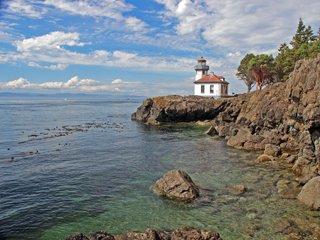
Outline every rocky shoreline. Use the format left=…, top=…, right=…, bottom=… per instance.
left=67, top=228, right=222, bottom=240
left=132, top=55, right=320, bottom=209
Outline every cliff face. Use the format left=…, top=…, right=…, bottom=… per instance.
left=132, top=55, right=320, bottom=183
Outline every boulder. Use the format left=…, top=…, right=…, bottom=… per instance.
left=297, top=176, right=320, bottom=210
left=276, top=180, right=301, bottom=199
left=264, top=144, right=281, bottom=157
left=152, top=170, right=200, bottom=201
left=256, top=154, right=273, bottom=163
left=228, top=184, right=247, bottom=195
left=66, top=228, right=222, bottom=240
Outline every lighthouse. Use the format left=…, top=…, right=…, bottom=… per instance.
left=193, top=57, right=229, bottom=97
left=194, top=57, right=209, bottom=81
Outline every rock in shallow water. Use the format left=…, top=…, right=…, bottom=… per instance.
left=276, top=180, right=301, bottom=199
left=66, top=228, right=222, bottom=240
left=228, top=184, right=247, bottom=195
left=152, top=170, right=200, bottom=201
left=297, top=176, right=320, bottom=210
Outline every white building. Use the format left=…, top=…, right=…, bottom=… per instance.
left=194, top=57, right=229, bottom=97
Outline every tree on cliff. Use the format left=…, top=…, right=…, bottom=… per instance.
left=237, top=54, right=277, bottom=91
left=236, top=54, right=256, bottom=92
left=275, top=18, right=319, bottom=80
left=237, top=19, right=320, bottom=89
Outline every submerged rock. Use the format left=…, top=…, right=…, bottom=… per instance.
left=152, top=170, right=200, bottom=201
left=228, top=184, right=247, bottom=195
left=297, top=176, right=320, bottom=210
left=66, top=228, right=222, bottom=240
left=276, top=180, right=301, bottom=199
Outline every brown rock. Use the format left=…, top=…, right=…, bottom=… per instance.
left=152, top=170, right=200, bottom=201
left=276, top=180, right=301, bottom=199
left=264, top=144, right=281, bottom=157
left=228, top=184, right=247, bottom=195
left=256, top=154, right=273, bottom=163
left=297, top=176, right=320, bottom=210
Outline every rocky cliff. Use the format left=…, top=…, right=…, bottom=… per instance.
left=132, top=55, right=320, bottom=184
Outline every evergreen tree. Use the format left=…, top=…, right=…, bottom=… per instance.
left=290, top=18, right=306, bottom=49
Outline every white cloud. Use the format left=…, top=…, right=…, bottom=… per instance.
left=4, top=0, right=47, bottom=18
left=43, top=0, right=132, bottom=20
left=157, top=0, right=320, bottom=52
left=125, top=17, right=148, bottom=32
left=4, top=77, right=31, bottom=89
left=16, top=31, right=83, bottom=52
left=0, top=76, right=141, bottom=93
left=4, top=31, right=203, bottom=72
left=111, top=79, right=124, bottom=84
left=27, top=62, right=68, bottom=70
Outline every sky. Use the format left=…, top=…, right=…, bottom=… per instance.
left=0, top=0, right=319, bottom=96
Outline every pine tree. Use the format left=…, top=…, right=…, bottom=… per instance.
left=291, top=18, right=306, bottom=49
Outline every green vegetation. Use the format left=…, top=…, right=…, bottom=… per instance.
left=237, top=19, right=320, bottom=91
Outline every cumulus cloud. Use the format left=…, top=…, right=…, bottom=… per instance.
left=16, top=31, right=83, bottom=52
left=0, top=76, right=141, bottom=93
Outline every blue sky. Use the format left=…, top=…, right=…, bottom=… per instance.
left=0, top=0, right=319, bottom=96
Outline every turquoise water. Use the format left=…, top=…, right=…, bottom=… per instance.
left=0, top=95, right=319, bottom=240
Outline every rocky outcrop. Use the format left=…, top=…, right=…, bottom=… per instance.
left=152, top=170, right=200, bottom=201
left=66, top=228, right=222, bottom=240
left=131, top=95, right=228, bottom=125
left=132, top=55, right=320, bottom=185
left=297, top=176, right=320, bottom=210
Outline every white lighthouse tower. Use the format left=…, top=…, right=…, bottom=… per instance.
left=194, top=57, right=209, bottom=81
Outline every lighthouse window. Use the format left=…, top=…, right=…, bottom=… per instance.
left=210, top=85, right=214, bottom=93
left=201, top=85, right=205, bottom=93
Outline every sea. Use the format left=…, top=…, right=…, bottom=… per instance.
left=0, top=93, right=319, bottom=240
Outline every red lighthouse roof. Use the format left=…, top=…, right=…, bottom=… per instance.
left=194, top=74, right=229, bottom=84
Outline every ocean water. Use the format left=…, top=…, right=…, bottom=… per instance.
left=0, top=95, right=319, bottom=240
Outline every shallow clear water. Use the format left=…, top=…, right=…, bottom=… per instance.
left=0, top=96, right=319, bottom=240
